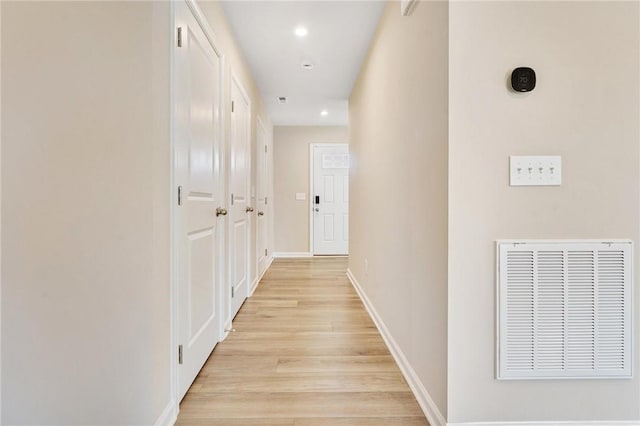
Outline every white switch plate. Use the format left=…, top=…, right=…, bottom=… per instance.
left=510, top=156, right=562, bottom=186
left=295, top=192, right=306, bottom=201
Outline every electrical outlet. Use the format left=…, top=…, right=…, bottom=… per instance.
left=510, top=155, right=561, bottom=186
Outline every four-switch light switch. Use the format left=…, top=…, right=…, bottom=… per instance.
left=510, top=155, right=562, bottom=186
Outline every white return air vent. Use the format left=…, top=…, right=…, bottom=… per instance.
left=497, top=240, right=632, bottom=380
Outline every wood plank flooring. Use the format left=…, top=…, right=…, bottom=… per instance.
left=176, top=257, right=428, bottom=426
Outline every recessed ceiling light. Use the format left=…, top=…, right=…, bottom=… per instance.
left=320, top=110, right=328, bottom=116
left=294, top=26, right=308, bottom=37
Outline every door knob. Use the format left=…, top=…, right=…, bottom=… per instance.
left=257, top=211, right=264, bottom=216
left=246, top=207, right=254, bottom=213
left=216, top=207, right=228, bottom=216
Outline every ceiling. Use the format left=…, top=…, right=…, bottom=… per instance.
left=221, top=1, right=386, bottom=126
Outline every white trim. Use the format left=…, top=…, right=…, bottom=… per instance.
left=448, top=422, right=640, bottom=426
left=222, top=318, right=233, bottom=340
left=255, top=114, right=269, bottom=284
left=252, top=240, right=271, bottom=299
left=496, top=239, right=633, bottom=245
left=401, top=0, right=418, bottom=16
left=185, top=0, right=222, bottom=57
left=168, top=0, right=178, bottom=417
left=249, top=276, right=259, bottom=296
left=272, top=252, right=313, bottom=258
left=0, top=0, right=4, bottom=420
left=308, top=143, right=349, bottom=255
left=346, top=269, right=447, bottom=426
left=249, top=255, right=273, bottom=297
left=154, top=400, right=178, bottom=426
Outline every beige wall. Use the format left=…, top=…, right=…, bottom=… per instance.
left=273, top=126, right=349, bottom=253
left=196, top=1, right=274, bottom=321
left=351, top=1, right=640, bottom=423
left=2, top=2, right=172, bottom=423
left=349, top=0, right=449, bottom=419
left=448, top=1, right=640, bottom=423
left=1, top=1, right=274, bottom=423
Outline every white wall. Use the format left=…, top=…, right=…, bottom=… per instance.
left=349, top=0, right=449, bottom=419
left=2, top=2, right=172, bottom=424
left=273, top=126, right=349, bottom=254
left=448, top=1, right=640, bottom=423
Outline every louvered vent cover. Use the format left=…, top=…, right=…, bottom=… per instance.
left=497, top=240, right=632, bottom=379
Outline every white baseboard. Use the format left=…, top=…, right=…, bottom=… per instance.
left=249, top=276, right=259, bottom=296
left=154, top=400, right=177, bottom=426
left=449, top=422, right=640, bottom=426
left=222, top=317, right=233, bottom=339
left=249, top=256, right=274, bottom=297
left=346, top=269, right=447, bottom=426
left=272, top=252, right=312, bottom=258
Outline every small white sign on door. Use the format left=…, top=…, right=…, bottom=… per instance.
left=322, top=154, right=349, bottom=169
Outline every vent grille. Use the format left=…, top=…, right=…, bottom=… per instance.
left=497, top=240, right=632, bottom=379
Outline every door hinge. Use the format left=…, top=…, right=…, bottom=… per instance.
left=178, top=344, right=183, bottom=365
left=231, top=286, right=235, bottom=298
left=265, top=197, right=268, bottom=205
left=231, top=193, right=235, bottom=205
left=178, top=186, right=183, bottom=206
left=177, top=27, right=183, bottom=47
left=231, top=101, right=235, bottom=113
left=265, top=145, right=268, bottom=153
left=265, top=248, right=268, bottom=256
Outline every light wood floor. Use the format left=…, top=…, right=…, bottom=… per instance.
left=176, top=257, right=428, bottom=426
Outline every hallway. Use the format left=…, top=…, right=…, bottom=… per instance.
left=176, top=257, right=427, bottom=425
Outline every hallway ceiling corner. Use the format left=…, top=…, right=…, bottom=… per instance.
left=221, top=0, right=386, bottom=127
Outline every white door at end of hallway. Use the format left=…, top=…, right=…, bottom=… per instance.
left=312, top=144, right=349, bottom=255
left=174, top=0, right=224, bottom=401
left=229, top=77, right=251, bottom=320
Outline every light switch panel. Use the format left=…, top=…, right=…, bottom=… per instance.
left=510, top=156, right=562, bottom=186
left=295, top=192, right=306, bottom=201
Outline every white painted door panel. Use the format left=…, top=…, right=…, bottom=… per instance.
left=312, top=145, right=349, bottom=255
left=230, top=78, right=251, bottom=319
left=175, top=1, right=223, bottom=401
left=256, top=118, right=269, bottom=277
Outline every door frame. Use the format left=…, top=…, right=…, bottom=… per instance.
left=170, top=0, right=226, bottom=414
left=308, top=143, right=349, bottom=255
left=254, top=114, right=269, bottom=290
left=227, top=72, right=252, bottom=327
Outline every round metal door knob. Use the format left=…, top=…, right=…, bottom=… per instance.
left=216, top=207, right=228, bottom=216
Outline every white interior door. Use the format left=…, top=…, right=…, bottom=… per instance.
left=229, top=77, right=251, bottom=319
left=256, top=118, right=269, bottom=277
left=174, top=1, right=224, bottom=401
left=312, top=145, right=349, bottom=255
